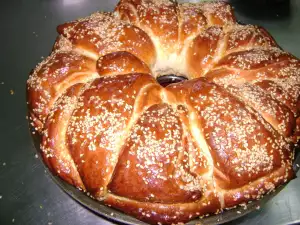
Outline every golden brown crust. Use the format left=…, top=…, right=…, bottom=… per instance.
left=97, top=51, right=151, bottom=76
left=225, top=25, right=278, bottom=53
left=225, top=84, right=296, bottom=137
left=116, top=0, right=179, bottom=53
left=57, top=12, right=156, bottom=66
left=178, top=1, right=235, bottom=44
left=187, top=26, right=224, bottom=78
left=104, top=192, right=221, bottom=224
left=109, top=104, right=208, bottom=204
left=254, top=80, right=299, bottom=116
left=166, top=78, right=294, bottom=188
left=41, top=83, right=86, bottom=190
left=66, top=74, right=158, bottom=199
left=27, top=51, right=98, bottom=131
left=222, top=164, right=295, bottom=208
left=178, top=3, right=208, bottom=45
left=27, top=0, right=300, bottom=224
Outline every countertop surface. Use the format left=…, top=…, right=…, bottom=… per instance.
left=0, top=0, right=299, bottom=224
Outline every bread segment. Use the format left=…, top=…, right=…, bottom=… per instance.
left=27, top=51, right=98, bottom=131
left=116, top=0, right=179, bottom=54
left=105, top=192, right=221, bottom=224
left=187, top=26, right=225, bottom=78
left=41, top=83, right=87, bottom=191
left=57, top=12, right=156, bottom=67
left=109, top=104, right=205, bottom=203
left=97, top=51, right=151, bottom=76
left=226, top=83, right=295, bottom=137
left=66, top=74, right=157, bottom=199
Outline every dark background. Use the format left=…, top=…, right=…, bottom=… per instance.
left=0, top=0, right=299, bottom=224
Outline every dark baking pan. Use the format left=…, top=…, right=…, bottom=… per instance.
left=29, top=124, right=300, bottom=225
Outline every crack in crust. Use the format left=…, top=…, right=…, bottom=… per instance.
left=27, top=0, right=299, bottom=224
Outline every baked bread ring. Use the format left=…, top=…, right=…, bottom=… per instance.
left=27, top=0, right=300, bottom=224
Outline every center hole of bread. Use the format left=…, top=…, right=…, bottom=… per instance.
left=156, top=75, right=188, bottom=87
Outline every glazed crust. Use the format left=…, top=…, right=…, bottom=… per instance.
left=27, top=0, right=299, bottom=224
